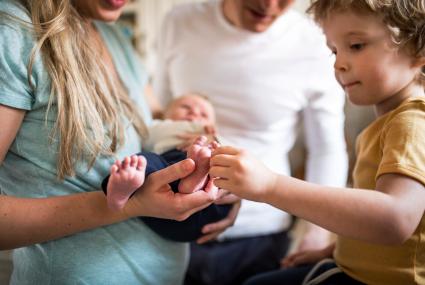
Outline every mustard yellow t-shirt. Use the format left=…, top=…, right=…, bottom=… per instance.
left=334, top=98, right=425, bottom=285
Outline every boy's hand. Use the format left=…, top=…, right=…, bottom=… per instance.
left=209, top=146, right=278, bottom=202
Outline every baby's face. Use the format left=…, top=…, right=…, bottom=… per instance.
left=165, top=95, right=216, bottom=125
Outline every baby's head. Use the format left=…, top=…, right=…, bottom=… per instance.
left=164, top=93, right=216, bottom=125
left=307, top=0, right=425, bottom=85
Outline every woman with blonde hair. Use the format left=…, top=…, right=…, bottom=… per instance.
left=0, top=0, right=218, bottom=284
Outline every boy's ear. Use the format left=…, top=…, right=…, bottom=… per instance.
left=412, top=56, right=425, bottom=68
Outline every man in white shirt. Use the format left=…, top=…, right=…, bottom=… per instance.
left=154, top=0, right=348, bottom=284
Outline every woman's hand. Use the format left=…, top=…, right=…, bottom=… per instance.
left=280, top=243, right=335, bottom=268
left=124, top=158, right=217, bottom=221
left=209, top=146, right=278, bottom=202
left=196, top=194, right=241, bottom=244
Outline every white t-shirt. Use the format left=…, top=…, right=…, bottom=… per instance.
left=154, top=0, right=348, bottom=239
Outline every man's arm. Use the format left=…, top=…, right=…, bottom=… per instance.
left=299, top=66, right=348, bottom=250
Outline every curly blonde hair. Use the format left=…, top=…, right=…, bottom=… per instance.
left=307, top=0, right=425, bottom=82
left=2, top=0, right=148, bottom=179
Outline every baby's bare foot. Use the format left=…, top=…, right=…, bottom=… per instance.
left=179, top=136, right=211, bottom=193
left=107, top=155, right=146, bottom=211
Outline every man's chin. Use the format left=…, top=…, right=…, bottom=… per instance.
left=245, top=23, right=272, bottom=33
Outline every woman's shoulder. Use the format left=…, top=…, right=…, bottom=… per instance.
left=0, top=1, right=34, bottom=48
left=0, top=0, right=32, bottom=24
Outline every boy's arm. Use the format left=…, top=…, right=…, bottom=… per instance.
left=269, top=173, right=425, bottom=245
left=210, top=146, right=425, bottom=245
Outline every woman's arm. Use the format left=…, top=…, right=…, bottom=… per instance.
left=0, top=106, right=126, bottom=249
left=0, top=105, right=215, bottom=250
left=210, top=146, right=425, bottom=245
left=0, top=192, right=127, bottom=250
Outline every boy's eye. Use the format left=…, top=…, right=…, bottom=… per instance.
left=350, top=43, right=365, bottom=51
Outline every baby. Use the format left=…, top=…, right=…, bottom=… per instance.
left=101, top=93, right=230, bottom=242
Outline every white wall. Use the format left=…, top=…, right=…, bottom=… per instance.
left=293, top=0, right=310, bottom=12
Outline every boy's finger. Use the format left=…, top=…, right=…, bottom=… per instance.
left=209, top=166, right=231, bottom=179
left=212, top=146, right=240, bottom=156
left=210, top=154, right=237, bottom=167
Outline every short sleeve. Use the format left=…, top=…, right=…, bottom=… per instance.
left=377, top=104, right=425, bottom=186
left=0, top=23, right=35, bottom=110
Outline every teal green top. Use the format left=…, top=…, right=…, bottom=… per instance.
left=0, top=1, right=188, bottom=284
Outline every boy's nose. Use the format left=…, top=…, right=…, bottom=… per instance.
left=334, top=54, right=348, bottom=72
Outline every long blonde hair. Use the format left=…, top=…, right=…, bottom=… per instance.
left=10, top=0, right=147, bottom=179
